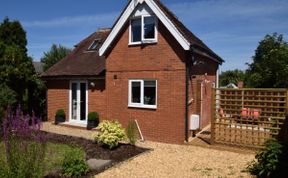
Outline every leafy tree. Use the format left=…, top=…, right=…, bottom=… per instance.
left=246, top=33, right=288, bottom=88
left=41, top=44, right=71, bottom=71
left=219, top=69, right=245, bottom=87
left=0, top=17, right=45, bottom=118
left=0, top=17, right=27, bottom=53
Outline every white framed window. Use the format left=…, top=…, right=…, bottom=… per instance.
left=128, top=79, right=157, bottom=109
left=129, top=15, right=157, bottom=45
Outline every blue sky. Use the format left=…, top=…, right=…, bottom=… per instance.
left=1, top=0, right=287, bottom=71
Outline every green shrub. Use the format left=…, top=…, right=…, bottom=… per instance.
left=247, top=139, right=283, bottom=178
left=88, top=112, right=99, bottom=121
left=61, top=148, right=89, bottom=177
left=126, top=121, right=137, bottom=145
left=94, top=120, right=126, bottom=149
left=55, top=109, right=65, bottom=118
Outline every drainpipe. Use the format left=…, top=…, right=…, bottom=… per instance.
left=185, top=57, right=189, bottom=142
left=185, top=46, right=194, bottom=142
left=216, top=67, right=220, bottom=88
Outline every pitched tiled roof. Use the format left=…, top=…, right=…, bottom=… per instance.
left=41, top=29, right=110, bottom=78
left=153, top=0, right=223, bottom=63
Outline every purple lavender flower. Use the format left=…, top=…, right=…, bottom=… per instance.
left=1, top=106, right=47, bottom=177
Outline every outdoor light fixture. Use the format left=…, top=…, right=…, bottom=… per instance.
left=90, top=82, right=95, bottom=87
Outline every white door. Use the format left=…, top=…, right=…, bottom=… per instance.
left=70, top=81, right=88, bottom=124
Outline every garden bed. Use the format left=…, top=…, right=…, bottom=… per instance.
left=42, top=131, right=149, bottom=177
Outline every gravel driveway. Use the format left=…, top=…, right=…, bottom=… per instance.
left=96, top=141, right=255, bottom=178
left=41, top=122, right=255, bottom=178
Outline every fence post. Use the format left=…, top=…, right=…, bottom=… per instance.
left=210, top=88, right=216, bottom=144
left=286, top=89, right=288, bottom=115
left=282, top=89, right=288, bottom=143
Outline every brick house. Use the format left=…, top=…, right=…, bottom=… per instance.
left=41, top=0, right=223, bottom=144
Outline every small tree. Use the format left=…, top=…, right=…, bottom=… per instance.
left=0, top=17, right=36, bottom=115
left=41, top=44, right=71, bottom=71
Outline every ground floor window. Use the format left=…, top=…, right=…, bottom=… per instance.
left=128, top=79, right=157, bottom=109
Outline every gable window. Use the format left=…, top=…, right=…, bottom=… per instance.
left=129, top=16, right=157, bottom=45
left=129, top=79, right=157, bottom=109
left=131, top=18, right=142, bottom=43
left=88, top=39, right=100, bottom=50
left=144, top=16, right=155, bottom=39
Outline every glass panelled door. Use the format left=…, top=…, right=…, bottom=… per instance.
left=70, top=81, right=87, bottom=123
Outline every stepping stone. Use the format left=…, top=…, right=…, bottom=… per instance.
left=87, top=159, right=112, bottom=171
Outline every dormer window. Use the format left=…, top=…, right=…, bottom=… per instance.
left=88, top=39, right=100, bottom=50
left=129, top=15, right=157, bottom=45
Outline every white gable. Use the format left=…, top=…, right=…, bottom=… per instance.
left=132, top=3, right=154, bottom=17
left=99, top=0, right=190, bottom=56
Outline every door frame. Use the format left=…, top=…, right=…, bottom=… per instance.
left=69, top=80, right=88, bottom=124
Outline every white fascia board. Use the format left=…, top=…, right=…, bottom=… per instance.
left=99, top=0, right=139, bottom=56
left=99, top=0, right=191, bottom=56
left=145, top=0, right=190, bottom=50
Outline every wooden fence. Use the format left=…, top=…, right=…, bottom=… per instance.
left=211, top=88, right=288, bottom=148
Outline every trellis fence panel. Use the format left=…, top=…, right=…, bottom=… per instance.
left=211, top=88, right=287, bottom=148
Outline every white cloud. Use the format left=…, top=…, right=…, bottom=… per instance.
left=22, top=12, right=118, bottom=28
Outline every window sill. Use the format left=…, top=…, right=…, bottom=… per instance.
left=128, top=104, right=157, bottom=109
left=128, top=40, right=157, bottom=46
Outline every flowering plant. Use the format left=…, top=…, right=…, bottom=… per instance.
left=0, top=106, right=47, bottom=178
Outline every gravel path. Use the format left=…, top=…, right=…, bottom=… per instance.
left=41, top=122, right=255, bottom=178
left=42, top=122, right=94, bottom=140
left=96, top=141, right=255, bottom=178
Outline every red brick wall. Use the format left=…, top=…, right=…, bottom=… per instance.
left=187, top=54, right=218, bottom=130
left=47, top=79, right=107, bottom=122
left=88, top=79, right=107, bottom=120
left=105, top=21, right=187, bottom=144
left=47, top=80, right=69, bottom=122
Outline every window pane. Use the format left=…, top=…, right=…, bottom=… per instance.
left=71, top=83, right=77, bottom=120
left=144, top=81, right=156, bottom=105
left=88, top=40, right=99, bottom=50
left=80, top=83, right=86, bottom=121
left=131, top=18, right=141, bottom=42
left=144, top=17, right=155, bottom=39
left=132, top=82, right=141, bottom=103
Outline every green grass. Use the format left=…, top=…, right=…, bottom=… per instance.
left=0, top=142, right=85, bottom=174
left=44, top=143, right=85, bottom=173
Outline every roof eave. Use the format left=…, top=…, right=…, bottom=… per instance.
left=190, top=44, right=224, bottom=64
left=41, top=75, right=105, bottom=80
